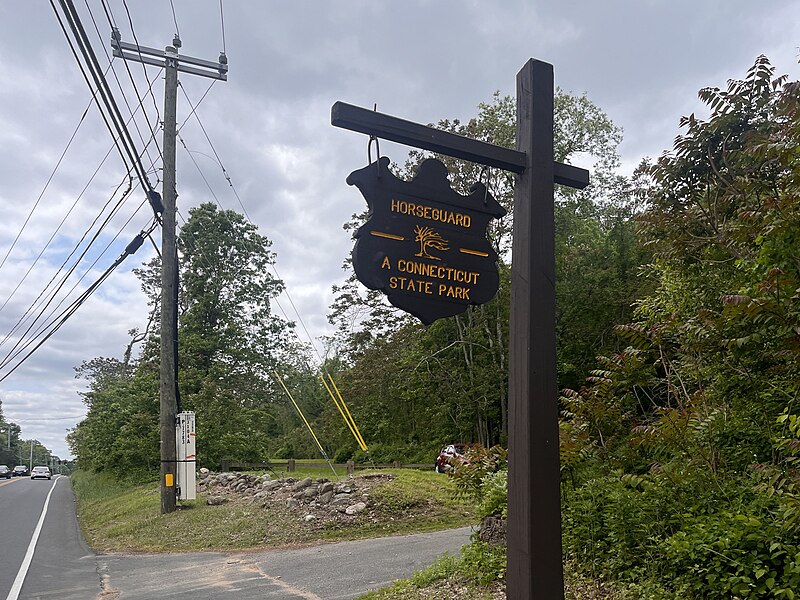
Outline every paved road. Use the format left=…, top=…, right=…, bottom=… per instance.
left=1, top=474, right=473, bottom=599
left=99, top=526, right=473, bottom=599
left=0, top=475, right=99, bottom=600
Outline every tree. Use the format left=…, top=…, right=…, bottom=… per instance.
left=175, top=203, right=305, bottom=466
left=559, top=56, right=800, bottom=596
left=71, top=203, right=312, bottom=473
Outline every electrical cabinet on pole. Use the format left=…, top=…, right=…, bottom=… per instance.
left=175, top=411, right=196, bottom=500
left=111, top=31, right=227, bottom=514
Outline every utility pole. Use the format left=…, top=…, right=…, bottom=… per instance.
left=112, top=31, right=227, bottom=514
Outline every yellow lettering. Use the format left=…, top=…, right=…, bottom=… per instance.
left=381, top=256, right=391, bottom=270
left=390, top=198, right=471, bottom=229
left=436, top=284, right=471, bottom=301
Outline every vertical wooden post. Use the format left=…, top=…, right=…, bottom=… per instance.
left=507, top=59, right=564, bottom=598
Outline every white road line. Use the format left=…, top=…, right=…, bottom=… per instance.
left=5, top=476, right=61, bottom=600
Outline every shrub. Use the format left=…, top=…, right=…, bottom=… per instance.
left=449, top=445, right=508, bottom=502
left=477, top=470, right=507, bottom=519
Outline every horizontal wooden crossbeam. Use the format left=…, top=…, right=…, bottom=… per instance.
left=331, top=101, right=588, bottom=189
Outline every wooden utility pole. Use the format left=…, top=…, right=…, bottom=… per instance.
left=111, top=32, right=227, bottom=514
left=160, top=45, right=179, bottom=514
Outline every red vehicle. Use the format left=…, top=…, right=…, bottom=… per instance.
left=434, top=443, right=477, bottom=473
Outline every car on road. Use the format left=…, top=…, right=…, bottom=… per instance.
left=12, top=465, right=28, bottom=477
left=434, top=443, right=478, bottom=473
left=0, top=465, right=10, bottom=479
left=30, top=466, right=51, bottom=480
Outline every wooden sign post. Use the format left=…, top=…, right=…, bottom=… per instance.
left=333, top=58, right=589, bottom=598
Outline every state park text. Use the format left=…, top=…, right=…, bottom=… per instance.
left=380, top=255, right=480, bottom=301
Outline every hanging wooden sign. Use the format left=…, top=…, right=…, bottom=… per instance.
left=347, top=156, right=505, bottom=324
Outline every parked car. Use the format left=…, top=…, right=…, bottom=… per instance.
left=0, top=465, right=10, bottom=479
left=12, top=465, right=28, bottom=477
left=434, top=443, right=478, bottom=473
left=30, top=466, right=51, bottom=480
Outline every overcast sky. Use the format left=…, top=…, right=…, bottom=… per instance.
left=0, top=1, right=798, bottom=460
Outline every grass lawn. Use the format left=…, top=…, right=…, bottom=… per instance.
left=71, top=467, right=476, bottom=553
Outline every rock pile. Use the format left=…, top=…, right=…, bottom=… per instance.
left=197, top=468, right=394, bottom=524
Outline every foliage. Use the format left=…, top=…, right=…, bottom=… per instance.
left=70, top=203, right=315, bottom=475
left=448, top=444, right=507, bottom=503
left=323, top=89, right=637, bottom=462
left=559, top=55, right=800, bottom=597
left=476, top=470, right=507, bottom=520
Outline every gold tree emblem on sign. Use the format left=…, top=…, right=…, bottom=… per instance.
left=414, top=225, right=449, bottom=260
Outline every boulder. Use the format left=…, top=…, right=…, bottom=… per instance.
left=345, top=502, right=367, bottom=515
left=291, top=478, right=314, bottom=492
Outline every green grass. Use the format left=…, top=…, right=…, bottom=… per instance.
left=354, top=553, right=637, bottom=600
left=71, top=468, right=476, bottom=553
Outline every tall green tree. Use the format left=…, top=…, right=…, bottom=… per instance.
left=177, top=203, right=306, bottom=466
left=71, top=203, right=310, bottom=473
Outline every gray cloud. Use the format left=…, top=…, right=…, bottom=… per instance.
left=0, top=0, right=798, bottom=458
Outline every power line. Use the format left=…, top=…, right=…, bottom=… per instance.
left=0, top=180, right=136, bottom=361
left=169, top=0, right=181, bottom=39
left=0, top=173, right=132, bottom=351
left=0, top=107, right=164, bottom=355
left=84, top=0, right=163, bottom=169
left=0, top=218, right=157, bottom=382
left=112, top=0, right=164, bottom=152
left=52, top=0, right=158, bottom=203
left=0, top=95, right=92, bottom=276
left=219, top=0, right=226, bottom=54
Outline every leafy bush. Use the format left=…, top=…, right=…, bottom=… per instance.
left=666, top=512, right=800, bottom=598
left=449, top=444, right=507, bottom=502
left=477, top=470, right=507, bottom=519
left=459, top=541, right=507, bottom=586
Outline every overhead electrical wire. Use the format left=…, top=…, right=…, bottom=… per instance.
left=52, top=0, right=160, bottom=210
left=219, top=0, right=226, bottom=55
left=1, top=1, right=169, bottom=377
left=113, top=0, right=164, bottom=151
left=0, top=106, right=160, bottom=321
left=0, top=180, right=135, bottom=362
left=168, top=0, right=181, bottom=39
left=84, top=0, right=163, bottom=167
left=0, top=217, right=158, bottom=382
left=2, top=199, right=149, bottom=368
left=0, top=98, right=91, bottom=277
left=0, top=116, right=164, bottom=357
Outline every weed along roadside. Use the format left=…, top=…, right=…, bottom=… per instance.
left=71, top=468, right=475, bottom=553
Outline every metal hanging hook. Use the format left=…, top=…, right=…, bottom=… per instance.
left=479, top=165, right=491, bottom=206
left=368, top=105, right=381, bottom=178
left=367, top=135, right=381, bottom=165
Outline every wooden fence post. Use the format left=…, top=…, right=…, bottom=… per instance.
left=287, top=459, right=295, bottom=472
left=347, top=460, right=355, bottom=475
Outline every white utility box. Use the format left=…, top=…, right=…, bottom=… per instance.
left=175, top=411, right=196, bottom=500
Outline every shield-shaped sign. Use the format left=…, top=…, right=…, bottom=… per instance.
left=347, top=156, right=506, bottom=324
